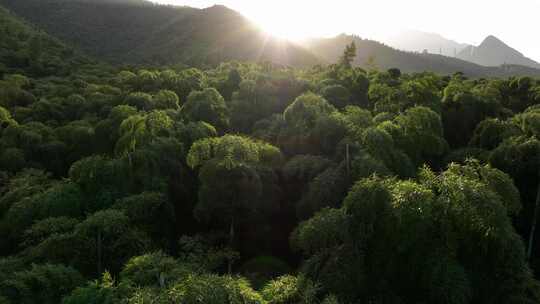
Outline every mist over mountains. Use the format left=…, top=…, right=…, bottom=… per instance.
left=384, top=30, right=469, bottom=57
left=383, top=30, right=540, bottom=70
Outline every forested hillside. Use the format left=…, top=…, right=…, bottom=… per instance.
left=303, top=34, right=540, bottom=77
left=0, top=6, right=90, bottom=77
left=3, top=0, right=540, bottom=78
left=1, top=2, right=540, bottom=303
left=0, top=0, right=319, bottom=67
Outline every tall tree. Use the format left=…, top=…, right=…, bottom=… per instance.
left=339, top=42, right=356, bottom=68
left=187, top=135, right=281, bottom=273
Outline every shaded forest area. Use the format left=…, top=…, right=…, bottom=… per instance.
left=1, top=2, right=540, bottom=304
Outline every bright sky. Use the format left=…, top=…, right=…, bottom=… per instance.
left=153, top=0, right=540, bottom=62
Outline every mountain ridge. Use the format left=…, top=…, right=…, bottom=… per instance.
left=302, top=34, right=540, bottom=78
left=1, top=0, right=539, bottom=77
left=457, top=34, right=540, bottom=69
left=384, top=30, right=470, bottom=57
left=0, top=0, right=319, bottom=67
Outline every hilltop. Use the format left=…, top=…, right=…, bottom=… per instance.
left=1, top=1, right=540, bottom=77
left=457, top=35, right=540, bottom=68
left=0, top=0, right=319, bottom=67
left=302, top=34, right=540, bottom=77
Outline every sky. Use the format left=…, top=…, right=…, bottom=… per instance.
left=152, top=0, right=540, bottom=62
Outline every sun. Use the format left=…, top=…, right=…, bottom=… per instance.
left=244, top=5, right=319, bottom=41
left=257, top=19, right=311, bottom=41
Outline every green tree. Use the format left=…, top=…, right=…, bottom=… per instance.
left=120, top=252, right=194, bottom=288
left=339, top=42, right=356, bottom=68
left=182, top=88, right=229, bottom=131
left=0, top=106, right=17, bottom=132
left=114, top=111, right=173, bottom=159
left=73, top=210, right=149, bottom=276
left=124, top=92, right=153, bottom=111
left=113, top=192, right=176, bottom=249
left=153, top=90, right=180, bottom=110
left=187, top=135, right=281, bottom=272
left=293, top=162, right=537, bottom=303
left=0, top=264, right=84, bottom=304
left=277, top=92, right=346, bottom=156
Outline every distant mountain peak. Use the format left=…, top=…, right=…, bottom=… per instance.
left=205, top=4, right=229, bottom=11
left=480, top=35, right=507, bottom=48
left=483, top=35, right=499, bottom=41
left=457, top=35, right=539, bottom=68
left=201, top=4, right=243, bottom=19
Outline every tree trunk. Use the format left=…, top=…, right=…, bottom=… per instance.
left=228, top=217, right=235, bottom=274
left=346, top=143, right=350, bottom=179
left=527, top=181, right=540, bottom=260
left=97, top=230, right=103, bottom=275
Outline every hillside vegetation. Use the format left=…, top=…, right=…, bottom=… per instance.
left=0, top=0, right=319, bottom=67
left=2, top=0, right=540, bottom=78
left=0, top=6, right=89, bottom=77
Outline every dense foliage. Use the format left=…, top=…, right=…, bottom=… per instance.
left=1, top=2, right=540, bottom=303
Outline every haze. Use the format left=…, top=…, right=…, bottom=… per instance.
left=153, top=0, right=540, bottom=62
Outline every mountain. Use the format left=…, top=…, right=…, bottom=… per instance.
left=1, top=1, right=539, bottom=77
left=0, top=0, right=319, bottom=67
left=302, top=34, right=540, bottom=77
left=0, top=5, right=88, bottom=77
left=384, top=30, right=469, bottom=57
left=457, top=35, right=540, bottom=69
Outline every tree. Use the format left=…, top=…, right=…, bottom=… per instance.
left=0, top=180, right=83, bottom=253
left=469, top=118, right=521, bottom=150
left=120, top=251, right=194, bottom=288
left=114, top=110, right=173, bottom=158
left=55, top=120, right=96, bottom=164
left=73, top=210, right=149, bottom=276
left=442, top=80, right=501, bottom=147
left=261, top=275, right=320, bottom=304
left=339, top=42, right=356, bottom=68
left=0, top=263, right=84, bottom=304
left=69, top=155, right=129, bottom=212
left=187, top=135, right=281, bottom=273
left=162, top=274, right=263, bottom=304
left=182, top=88, right=229, bottom=131
left=22, top=217, right=79, bottom=249
left=390, top=106, right=449, bottom=167
left=0, top=147, right=25, bottom=173
left=0, top=106, right=17, bottom=132
left=293, top=162, right=537, bottom=303
left=360, top=127, right=415, bottom=178
left=490, top=135, right=540, bottom=270
left=277, top=92, right=346, bottom=156
left=153, top=90, right=180, bottom=110
left=368, top=82, right=407, bottom=113
left=296, top=162, right=350, bottom=220
left=124, top=92, right=153, bottom=111
left=320, top=84, right=351, bottom=109
left=113, top=192, right=176, bottom=249
left=61, top=272, right=115, bottom=304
